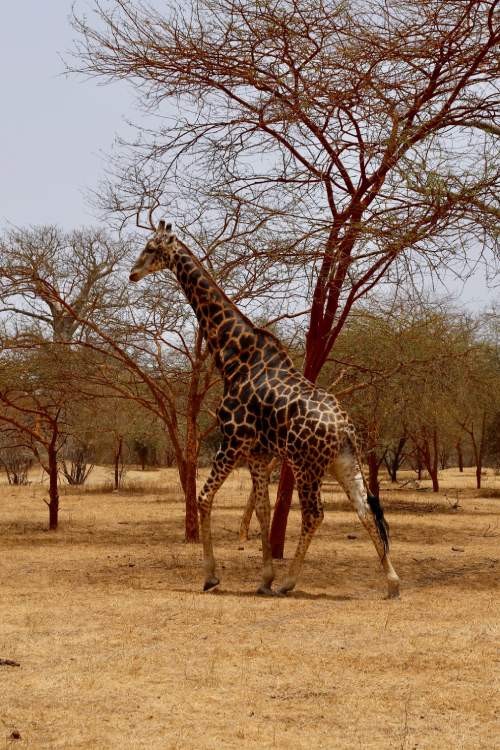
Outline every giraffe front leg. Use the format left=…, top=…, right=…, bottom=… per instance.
left=198, top=445, right=238, bottom=591
left=277, top=478, right=324, bottom=595
left=199, top=497, right=219, bottom=591
left=248, top=457, right=275, bottom=595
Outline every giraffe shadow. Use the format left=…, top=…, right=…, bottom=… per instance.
left=281, top=590, right=355, bottom=601
left=171, top=586, right=356, bottom=602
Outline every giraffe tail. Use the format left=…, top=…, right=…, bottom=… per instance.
left=366, top=493, right=390, bottom=554
left=345, top=430, right=390, bottom=555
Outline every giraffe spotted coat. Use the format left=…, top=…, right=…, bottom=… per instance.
left=129, top=222, right=400, bottom=598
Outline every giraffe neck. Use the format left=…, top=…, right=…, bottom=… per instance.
left=167, top=242, right=258, bottom=375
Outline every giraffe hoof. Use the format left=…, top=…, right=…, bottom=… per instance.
left=386, top=579, right=401, bottom=599
left=276, top=579, right=295, bottom=596
left=385, top=589, right=400, bottom=600
left=203, top=577, right=220, bottom=592
left=256, top=585, right=278, bottom=597
left=275, top=587, right=290, bottom=597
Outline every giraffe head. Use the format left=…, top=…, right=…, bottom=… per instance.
left=129, top=220, right=177, bottom=282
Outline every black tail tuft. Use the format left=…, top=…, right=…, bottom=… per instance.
left=367, top=494, right=390, bottom=554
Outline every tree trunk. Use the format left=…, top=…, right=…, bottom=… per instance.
left=178, top=455, right=199, bottom=542
left=427, top=429, right=440, bottom=493
left=393, top=437, right=406, bottom=482
left=114, top=436, right=123, bottom=490
left=168, top=336, right=206, bottom=543
left=182, top=362, right=203, bottom=543
left=469, top=412, right=486, bottom=490
left=172, top=438, right=200, bottom=542
left=456, top=440, right=464, bottom=472
left=477, top=412, right=486, bottom=490
left=270, top=462, right=295, bottom=558
left=47, top=441, right=59, bottom=531
left=183, top=460, right=199, bottom=543
left=389, top=463, right=398, bottom=482
left=429, top=464, right=440, bottom=493
left=413, top=429, right=439, bottom=492
left=384, top=455, right=397, bottom=483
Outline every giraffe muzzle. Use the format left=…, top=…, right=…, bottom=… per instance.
left=129, top=271, right=141, bottom=282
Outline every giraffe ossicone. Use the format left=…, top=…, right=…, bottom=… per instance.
left=129, top=222, right=400, bottom=599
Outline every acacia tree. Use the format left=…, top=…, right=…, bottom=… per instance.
left=71, top=319, right=218, bottom=538
left=73, top=0, right=500, bottom=554
left=0, top=226, right=133, bottom=522
left=70, top=384, right=168, bottom=487
left=324, top=299, right=483, bottom=492
left=0, top=439, right=34, bottom=486
left=0, top=349, right=69, bottom=529
left=324, top=305, right=412, bottom=493
left=395, top=309, right=479, bottom=491
left=0, top=225, right=130, bottom=340
left=452, top=339, right=500, bottom=488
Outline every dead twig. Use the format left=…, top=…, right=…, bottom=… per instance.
left=0, top=658, right=20, bottom=667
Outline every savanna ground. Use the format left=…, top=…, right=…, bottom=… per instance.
left=1, top=464, right=499, bottom=750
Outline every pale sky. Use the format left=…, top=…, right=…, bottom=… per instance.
left=1, top=2, right=136, bottom=230
left=1, top=2, right=497, bottom=310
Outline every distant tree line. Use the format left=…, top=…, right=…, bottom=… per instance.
left=1, top=225, right=498, bottom=534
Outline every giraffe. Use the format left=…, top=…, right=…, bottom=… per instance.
left=129, top=221, right=400, bottom=598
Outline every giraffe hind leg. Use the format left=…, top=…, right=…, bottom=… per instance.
left=240, top=456, right=280, bottom=545
left=248, top=456, right=276, bottom=595
left=277, top=474, right=324, bottom=595
left=239, top=486, right=255, bottom=544
left=331, top=445, right=400, bottom=598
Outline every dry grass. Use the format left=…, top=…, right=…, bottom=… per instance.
left=1, top=467, right=498, bottom=749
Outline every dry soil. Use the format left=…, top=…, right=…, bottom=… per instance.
left=1, top=466, right=499, bottom=749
